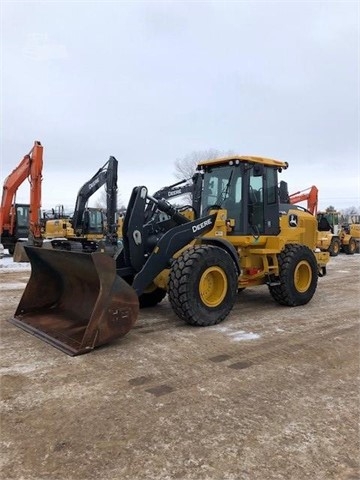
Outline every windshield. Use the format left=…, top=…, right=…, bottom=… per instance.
left=86, top=209, right=104, bottom=233
left=16, top=205, right=30, bottom=227
left=201, top=165, right=242, bottom=214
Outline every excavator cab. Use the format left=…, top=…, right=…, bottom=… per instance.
left=2, top=203, right=30, bottom=254
left=81, top=208, right=105, bottom=235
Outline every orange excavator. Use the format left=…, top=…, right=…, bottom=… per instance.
left=288, top=185, right=319, bottom=215
left=0, top=141, right=43, bottom=258
left=288, top=185, right=343, bottom=256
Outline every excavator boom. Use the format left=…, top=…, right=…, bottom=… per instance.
left=0, top=141, right=43, bottom=255
left=43, top=156, right=119, bottom=252
left=71, top=156, right=118, bottom=239
left=289, top=185, right=318, bottom=215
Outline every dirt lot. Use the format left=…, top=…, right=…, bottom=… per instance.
left=1, top=253, right=359, bottom=480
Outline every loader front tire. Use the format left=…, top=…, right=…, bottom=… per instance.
left=343, top=237, right=356, bottom=255
left=269, top=244, right=318, bottom=306
left=328, top=237, right=340, bottom=257
left=168, top=245, right=238, bottom=326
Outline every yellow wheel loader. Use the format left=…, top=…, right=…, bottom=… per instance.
left=339, top=223, right=360, bottom=254
left=10, top=155, right=329, bottom=356
left=317, top=211, right=359, bottom=256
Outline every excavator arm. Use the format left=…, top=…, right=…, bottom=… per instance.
left=71, top=156, right=118, bottom=239
left=0, top=141, right=43, bottom=247
left=289, top=185, right=318, bottom=215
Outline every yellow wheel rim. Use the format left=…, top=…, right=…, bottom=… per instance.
left=199, top=266, right=228, bottom=307
left=294, top=261, right=312, bottom=293
left=333, top=242, right=339, bottom=254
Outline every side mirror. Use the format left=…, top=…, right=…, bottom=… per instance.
left=253, top=164, right=264, bottom=177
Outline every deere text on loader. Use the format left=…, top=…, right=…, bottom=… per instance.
left=10, top=155, right=329, bottom=356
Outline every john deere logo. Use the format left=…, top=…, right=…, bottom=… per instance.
left=289, top=214, right=298, bottom=227
left=192, top=218, right=213, bottom=233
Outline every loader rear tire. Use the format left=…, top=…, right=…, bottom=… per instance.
left=343, top=237, right=356, bottom=255
left=328, top=237, right=340, bottom=257
left=168, top=245, right=238, bottom=326
left=139, top=287, right=167, bottom=308
left=269, top=244, right=318, bottom=306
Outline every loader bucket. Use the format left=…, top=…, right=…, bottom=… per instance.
left=9, top=247, right=139, bottom=356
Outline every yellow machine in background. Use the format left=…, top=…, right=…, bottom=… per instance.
left=287, top=188, right=358, bottom=257
left=42, top=157, right=119, bottom=252
left=317, top=211, right=341, bottom=257
left=317, top=211, right=359, bottom=255
left=43, top=207, right=107, bottom=251
left=339, top=222, right=360, bottom=254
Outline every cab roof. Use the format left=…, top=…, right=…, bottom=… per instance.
left=197, top=155, right=288, bottom=170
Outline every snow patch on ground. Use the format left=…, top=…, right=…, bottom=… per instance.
left=0, top=252, right=31, bottom=273
left=211, top=325, right=260, bottom=341
left=0, top=283, right=27, bottom=290
left=0, top=362, right=49, bottom=375
left=229, top=331, right=261, bottom=341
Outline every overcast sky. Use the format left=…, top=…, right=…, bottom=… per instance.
left=1, top=0, right=359, bottom=213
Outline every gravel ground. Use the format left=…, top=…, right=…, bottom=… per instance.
left=1, top=253, right=359, bottom=480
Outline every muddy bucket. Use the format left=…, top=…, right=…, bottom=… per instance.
left=9, top=247, right=139, bottom=356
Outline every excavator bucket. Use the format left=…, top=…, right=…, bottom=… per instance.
left=9, top=247, right=139, bottom=356
left=13, top=241, right=30, bottom=262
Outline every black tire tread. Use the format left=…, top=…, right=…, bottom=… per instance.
left=343, top=237, right=356, bottom=255
left=328, top=237, right=340, bottom=257
left=269, top=244, right=318, bottom=307
left=168, top=245, right=238, bottom=326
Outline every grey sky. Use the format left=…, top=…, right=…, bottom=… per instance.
left=1, top=0, right=359, bottom=212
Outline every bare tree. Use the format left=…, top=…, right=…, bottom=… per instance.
left=93, top=189, right=124, bottom=211
left=339, top=207, right=360, bottom=224
left=325, top=205, right=336, bottom=212
left=174, top=149, right=234, bottom=180
left=342, top=206, right=359, bottom=215
left=172, top=149, right=235, bottom=205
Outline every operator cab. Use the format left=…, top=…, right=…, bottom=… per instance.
left=200, top=158, right=281, bottom=236
left=14, top=203, right=30, bottom=238
left=82, top=208, right=105, bottom=235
